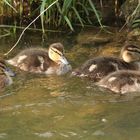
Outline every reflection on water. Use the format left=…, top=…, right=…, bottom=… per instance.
left=0, top=28, right=140, bottom=140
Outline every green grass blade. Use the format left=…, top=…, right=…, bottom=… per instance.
left=62, top=0, right=73, bottom=14
left=64, top=16, right=74, bottom=31
left=72, top=7, right=84, bottom=27
left=40, top=0, right=47, bottom=33
left=77, top=2, right=93, bottom=24
left=77, top=2, right=89, bottom=16
left=88, top=0, right=103, bottom=28
left=56, top=2, right=63, bottom=25
left=133, top=19, right=140, bottom=24
left=3, top=0, right=17, bottom=13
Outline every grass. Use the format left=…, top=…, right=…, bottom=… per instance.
left=1, top=0, right=103, bottom=32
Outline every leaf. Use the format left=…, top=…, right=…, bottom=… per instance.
left=62, top=0, right=73, bottom=14
left=72, top=7, right=84, bottom=27
left=88, top=0, right=103, bottom=28
left=64, top=16, right=74, bottom=31
left=77, top=2, right=93, bottom=24
left=3, top=0, right=17, bottom=13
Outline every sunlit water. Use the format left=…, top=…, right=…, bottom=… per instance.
left=0, top=28, right=140, bottom=140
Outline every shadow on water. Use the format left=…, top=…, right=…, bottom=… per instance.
left=0, top=28, right=140, bottom=140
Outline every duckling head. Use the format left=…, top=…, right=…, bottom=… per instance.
left=121, top=44, right=140, bottom=63
left=48, top=43, right=69, bottom=65
left=0, top=60, right=15, bottom=77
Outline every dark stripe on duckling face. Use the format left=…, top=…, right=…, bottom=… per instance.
left=127, top=47, right=140, bottom=54
left=0, top=61, right=7, bottom=75
left=49, top=43, right=69, bottom=65
left=0, top=60, right=15, bottom=77
left=121, top=44, right=140, bottom=63
left=50, top=47, right=63, bottom=56
left=49, top=43, right=64, bottom=54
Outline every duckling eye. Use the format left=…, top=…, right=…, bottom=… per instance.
left=51, top=48, right=62, bottom=56
left=127, top=47, right=140, bottom=54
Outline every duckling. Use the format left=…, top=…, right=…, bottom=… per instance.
left=96, top=70, right=140, bottom=94
left=72, top=44, right=140, bottom=82
left=120, top=44, right=140, bottom=63
left=0, top=60, right=15, bottom=89
left=6, top=43, right=72, bottom=75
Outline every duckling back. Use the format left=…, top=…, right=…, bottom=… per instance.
left=7, top=48, right=48, bottom=72
left=6, top=45, right=72, bottom=75
left=72, top=56, right=138, bottom=82
left=7, top=48, right=48, bottom=66
left=72, top=43, right=140, bottom=82
left=97, top=70, right=140, bottom=94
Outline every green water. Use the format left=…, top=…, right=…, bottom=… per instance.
left=0, top=28, right=140, bottom=140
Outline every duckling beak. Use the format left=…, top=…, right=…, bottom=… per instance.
left=59, top=56, right=69, bottom=65
left=5, top=67, right=16, bottom=77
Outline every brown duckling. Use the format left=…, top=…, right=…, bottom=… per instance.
left=0, top=60, right=15, bottom=89
left=96, top=70, right=140, bottom=94
left=6, top=43, right=72, bottom=75
left=72, top=44, right=140, bottom=82
left=120, top=43, right=140, bottom=63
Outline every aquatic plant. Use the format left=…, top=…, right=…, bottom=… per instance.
left=39, top=0, right=103, bottom=31
left=132, top=19, right=140, bottom=28
left=121, top=0, right=140, bottom=29
left=1, top=0, right=103, bottom=31
left=131, top=3, right=140, bottom=28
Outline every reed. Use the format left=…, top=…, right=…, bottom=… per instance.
left=2, top=0, right=103, bottom=31
left=131, top=2, right=140, bottom=28
left=132, top=19, right=140, bottom=28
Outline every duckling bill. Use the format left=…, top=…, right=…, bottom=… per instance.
left=6, top=43, right=72, bottom=75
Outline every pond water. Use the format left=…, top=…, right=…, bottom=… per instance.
left=0, top=28, right=140, bottom=140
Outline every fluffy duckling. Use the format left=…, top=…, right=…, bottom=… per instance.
left=72, top=44, right=140, bottom=82
left=6, top=43, right=72, bottom=75
left=96, top=70, right=140, bottom=94
left=120, top=43, right=140, bottom=63
left=0, top=60, right=15, bottom=89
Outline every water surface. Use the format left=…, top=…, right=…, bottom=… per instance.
left=0, top=28, right=140, bottom=140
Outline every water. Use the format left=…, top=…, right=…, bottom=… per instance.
left=0, top=28, right=140, bottom=140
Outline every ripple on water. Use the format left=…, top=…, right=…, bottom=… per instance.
left=34, top=131, right=53, bottom=138
left=0, top=102, right=52, bottom=112
left=59, top=131, right=79, bottom=138
left=0, top=133, right=7, bottom=138
left=1, top=29, right=140, bottom=140
left=34, top=131, right=79, bottom=138
left=92, top=130, right=105, bottom=136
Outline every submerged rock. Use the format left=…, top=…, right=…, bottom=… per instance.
left=77, top=28, right=113, bottom=46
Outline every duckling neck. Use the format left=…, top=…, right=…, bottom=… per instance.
left=133, top=61, right=140, bottom=70
left=5, top=72, right=13, bottom=85
left=57, top=63, right=72, bottom=75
